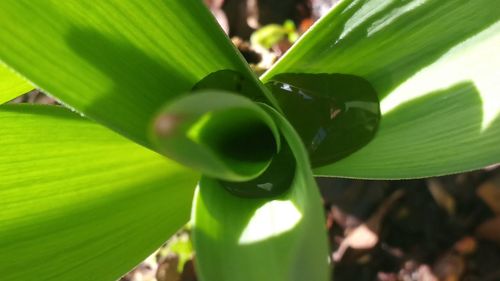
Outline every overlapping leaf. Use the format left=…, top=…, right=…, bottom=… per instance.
left=0, top=63, right=32, bottom=104
left=0, top=104, right=198, bottom=281
left=152, top=91, right=280, bottom=181
left=0, top=0, right=272, bottom=149
left=192, top=104, right=329, bottom=281
left=1, top=2, right=498, bottom=281
left=264, top=0, right=500, bottom=178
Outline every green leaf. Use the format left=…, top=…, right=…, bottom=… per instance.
left=0, top=62, right=32, bottom=104
left=0, top=104, right=198, bottom=281
left=0, top=1, right=273, bottom=150
left=250, top=20, right=298, bottom=49
left=263, top=0, right=500, bottom=178
left=151, top=91, right=280, bottom=181
left=192, top=105, right=329, bottom=281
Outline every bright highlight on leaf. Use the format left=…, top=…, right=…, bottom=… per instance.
left=192, top=105, right=329, bottom=281
left=238, top=200, right=302, bottom=245
left=0, top=62, right=32, bottom=104
left=381, top=22, right=500, bottom=131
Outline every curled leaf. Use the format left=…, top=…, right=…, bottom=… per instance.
left=151, top=91, right=280, bottom=182
left=192, top=104, right=330, bottom=281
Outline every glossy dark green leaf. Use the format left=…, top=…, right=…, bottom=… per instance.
left=0, top=104, right=198, bottom=281
left=192, top=69, right=270, bottom=103
left=264, top=73, right=380, bottom=167
left=264, top=0, right=500, bottom=178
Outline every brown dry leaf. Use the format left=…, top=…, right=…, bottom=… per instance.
left=432, top=252, right=465, bottom=281
left=121, top=254, right=158, bottom=281
left=299, top=18, right=314, bottom=34
left=330, top=205, right=361, bottom=230
left=333, top=190, right=404, bottom=262
left=156, top=254, right=181, bottom=281
left=428, top=179, right=455, bottom=215
left=477, top=176, right=500, bottom=214
left=476, top=216, right=500, bottom=246
left=416, top=264, right=439, bottom=281
left=333, top=224, right=378, bottom=261
left=453, top=236, right=477, bottom=255
left=398, top=261, right=438, bottom=281
left=231, top=37, right=262, bottom=65
left=180, top=259, right=198, bottom=281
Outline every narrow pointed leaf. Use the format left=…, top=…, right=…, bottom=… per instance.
left=192, top=105, right=329, bottom=281
left=0, top=1, right=271, bottom=149
left=263, top=0, right=500, bottom=178
left=0, top=104, right=198, bottom=281
left=0, top=62, right=32, bottom=104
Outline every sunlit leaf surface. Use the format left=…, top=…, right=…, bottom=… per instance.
left=0, top=104, right=198, bottom=281
left=0, top=62, right=32, bottom=104
left=192, top=105, right=329, bottom=281
left=264, top=0, right=500, bottom=178
left=0, top=1, right=272, bottom=149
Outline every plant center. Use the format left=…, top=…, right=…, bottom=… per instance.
left=192, top=70, right=380, bottom=197
left=218, top=136, right=296, bottom=198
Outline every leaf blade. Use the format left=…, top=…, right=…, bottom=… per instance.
left=152, top=91, right=280, bottom=181
left=0, top=1, right=269, bottom=149
left=0, top=104, right=198, bottom=281
left=263, top=0, right=500, bottom=178
left=192, top=105, right=330, bottom=281
left=0, top=62, right=32, bottom=104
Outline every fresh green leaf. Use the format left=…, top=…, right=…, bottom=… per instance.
left=251, top=20, right=298, bottom=49
left=0, top=1, right=273, bottom=150
left=263, top=0, right=500, bottom=178
left=0, top=62, right=32, bottom=104
left=159, top=231, right=194, bottom=272
left=192, top=104, right=329, bottom=281
left=151, top=91, right=280, bottom=181
left=0, top=104, right=198, bottom=281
